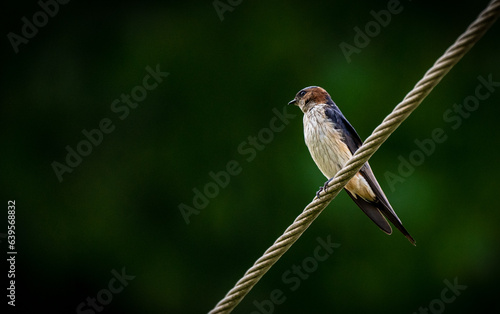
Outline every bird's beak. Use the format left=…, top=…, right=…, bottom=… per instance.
left=288, top=99, right=297, bottom=105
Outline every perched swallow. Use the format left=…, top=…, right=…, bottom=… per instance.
left=289, top=86, right=415, bottom=245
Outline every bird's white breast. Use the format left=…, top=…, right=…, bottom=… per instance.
left=303, top=105, right=352, bottom=179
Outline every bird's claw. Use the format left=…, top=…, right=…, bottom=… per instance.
left=316, top=178, right=333, bottom=198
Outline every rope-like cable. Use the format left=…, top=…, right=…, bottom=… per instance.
left=209, top=1, right=500, bottom=313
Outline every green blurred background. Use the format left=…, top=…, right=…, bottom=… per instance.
left=1, top=0, right=500, bottom=313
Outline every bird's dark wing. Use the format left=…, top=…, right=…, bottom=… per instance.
left=325, top=105, right=415, bottom=244
left=324, top=105, right=363, bottom=154
left=325, top=106, right=392, bottom=205
left=350, top=163, right=415, bottom=244
left=345, top=189, right=392, bottom=234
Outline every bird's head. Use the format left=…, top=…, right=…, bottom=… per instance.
left=288, top=86, right=333, bottom=113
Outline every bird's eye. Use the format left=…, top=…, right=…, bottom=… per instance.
left=299, top=90, right=306, bottom=97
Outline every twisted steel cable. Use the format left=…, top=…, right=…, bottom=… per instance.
left=209, top=1, right=500, bottom=313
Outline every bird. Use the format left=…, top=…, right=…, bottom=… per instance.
left=288, top=86, right=415, bottom=245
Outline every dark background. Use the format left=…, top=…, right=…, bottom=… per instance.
left=1, top=0, right=499, bottom=313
